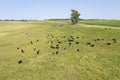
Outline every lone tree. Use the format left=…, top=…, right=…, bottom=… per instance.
left=71, top=9, right=80, bottom=25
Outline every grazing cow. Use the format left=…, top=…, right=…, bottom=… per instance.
left=112, top=39, right=117, bottom=43
left=58, top=41, right=61, bottom=44
left=82, top=36, right=84, bottom=38
left=52, top=52, right=54, bottom=55
left=107, top=43, right=111, bottom=45
left=21, top=49, right=24, bottom=53
left=50, top=46, right=55, bottom=49
left=18, top=60, right=22, bottom=64
left=90, top=44, right=95, bottom=47
left=94, top=40, right=97, bottom=42
left=56, top=46, right=59, bottom=49
left=69, top=42, right=72, bottom=46
left=62, top=36, right=66, bottom=38
left=30, top=41, right=33, bottom=45
left=37, top=50, right=40, bottom=55
left=76, top=36, right=79, bottom=39
left=56, top=44, right=59, bottom=47
left=17, top=47, right=20, bottom=49
left=70, top=36, right=73, bottom=38
left=97, top=39, right=100, bottom=41
left=64, top=48, right=66, bottom=50
left=37, top=40, right=39, bottom=42
left=77, top=49, right=79, bottom=52
left=68, top=38, right=74, bottom=42
left=56, top=51, right=59, bottom=55
left=76, top=42, right=79, bottom=44
left=86, top=42, right=91, bottom=45
left=56, top=44, right=59, bottom=49
left=113, top=41, right=117, bottom=43
left=34, top=48, right=36, bottom=51
left=112, top=39, right=116, bottom=41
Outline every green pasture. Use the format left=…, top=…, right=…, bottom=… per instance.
left=0, top=21, right=120, bottom=80
left=80, top=20, right=120, bottom=27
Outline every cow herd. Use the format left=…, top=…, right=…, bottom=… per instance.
left=17, top=31, right=118, bottom=64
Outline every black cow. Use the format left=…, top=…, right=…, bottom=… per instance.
left=18, top=60, right=23, bottom=64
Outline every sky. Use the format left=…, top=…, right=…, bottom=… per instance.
left=0, top=0, right=120, bottom=20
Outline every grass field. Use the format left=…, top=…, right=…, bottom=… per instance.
left=0, top=20, right=120, bottom=80
left=80, top=20, right=120, bottom=27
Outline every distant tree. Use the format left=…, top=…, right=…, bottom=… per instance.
left=71, top=9, right=80, bottom=25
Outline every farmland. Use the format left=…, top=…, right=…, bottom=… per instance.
left=0, top=20, right=120, bottom=80
left=80, top=20, right=120, bottom=27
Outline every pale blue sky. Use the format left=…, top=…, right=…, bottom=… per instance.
left=0, top=0, right=120, bottom=20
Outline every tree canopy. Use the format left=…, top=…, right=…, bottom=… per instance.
left=71, top=9, right=80, bottom=25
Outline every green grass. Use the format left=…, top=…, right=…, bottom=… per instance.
left=80, top=20, right=120, bottom=27
left=0, top=21, right=120, bottom=80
